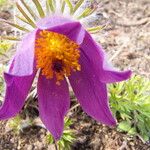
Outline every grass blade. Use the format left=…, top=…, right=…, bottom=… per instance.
left=47, top=0, right=55, bottom=12
left=16, top=15, right=29, bottom=24
left=16, top=15, right=35, bottom=28
left=0, top=19, right=29, bottom=32
left=61, top=0, right=66, bottom=13
left=87, top=26, right=104, bottom=33
left=46, top=1, right=50, bottom=14
left=64, top=0, right=73, bottom=14
left=20, top=0, right=38, bottom=20
left=0, top=36, right=21, bottom=41
left=33, top=0, right=45, bottom=18
left=73, top=0, right=84, bottom=14
left=77, top=7, right=96, bottom=19
left=16, top=3, right=36, bottom=28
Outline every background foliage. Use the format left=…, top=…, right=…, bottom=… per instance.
left=109, top=76, right=150, bottom=141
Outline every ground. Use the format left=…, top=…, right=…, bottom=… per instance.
left=0, top=0, right=150, bottom=149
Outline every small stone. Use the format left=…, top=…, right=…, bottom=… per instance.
left=48, top=145, right=55, bottom=150
left=27, top=145, right=33, bottom=150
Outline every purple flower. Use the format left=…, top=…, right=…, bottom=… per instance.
left=0, top=16, right=131, bottom=140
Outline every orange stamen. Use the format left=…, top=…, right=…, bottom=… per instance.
left=35, top=30, right=81, bottom=84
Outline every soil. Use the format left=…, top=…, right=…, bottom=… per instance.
left=0, top=0, right=150, bottom=150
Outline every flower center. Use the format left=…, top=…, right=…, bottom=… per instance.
left=35, top=30, right=81, bottom=84
left=52, top=60, right=64, bottom=73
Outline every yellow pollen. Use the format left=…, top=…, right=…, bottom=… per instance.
left=35, top=30, right=81, bottom=84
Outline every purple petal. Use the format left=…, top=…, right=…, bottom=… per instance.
left=81, top=32, right=131, bottom=83
left=50, top=22, right=85, bottom=44
left=10, top=30, right=37, bottom=76
left=36, top=15, right=71, bottom=29
left=36, top=16, right=85, bottom=44
left=69, top=52, right=116, bottom=126
left=37, top=74, right=70, bottom=140
left=0, top=73, right=35, bottom=119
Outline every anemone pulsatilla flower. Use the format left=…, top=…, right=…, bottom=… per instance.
left=0, top=0, right=131, bottom=140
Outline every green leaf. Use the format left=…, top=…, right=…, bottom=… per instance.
left=58, top=140, right=65, bottom=149
left=33, top=0, right=45, bottom=18
left=0, top=40, right=12, bottom=53
left=128, top=127, right=137, bottom=135
left=118, top=121, right=131, bottom=132
left=16, top=3, right=36, bottom=28
left=141, top=104, right=150, bottom=112
left=63, top=135, right=75, bottom=143
left=47, top=117, right=75, bottom=149
left=120, top=113, right=132, bottom=120
left=7, top=115, right=22, bottom=132
left=142, top=135, right=149, bottom=141
left=110, top=75, right=150, bottom=142
left=47, top=134, right=54, bottom=144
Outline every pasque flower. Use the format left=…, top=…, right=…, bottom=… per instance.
left=0, top=14, right=131, bottom=139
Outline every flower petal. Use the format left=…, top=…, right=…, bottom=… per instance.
left=37, top=74, right=70, bottom=140
left=37, top=16, right=85, bottom=44
left=0, top=73, right=35, bottom=119
left=36, top=16, right=71, bottom=29
left=69, top=51, right=116, bottom=126
left=81, top=32, right=131, bottom=83
left=10, top=30, right=37, bottom=76
left=50, top=22, right=85, bottom=44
